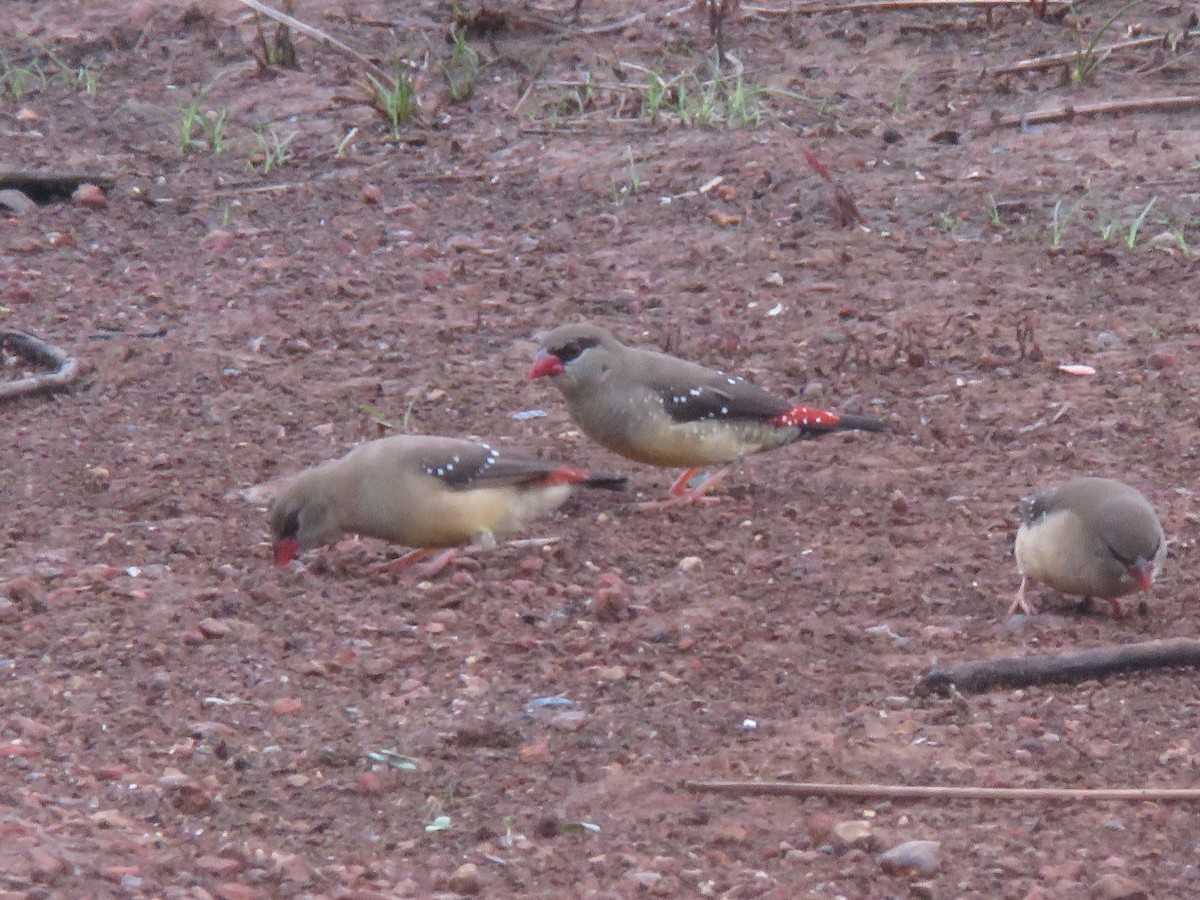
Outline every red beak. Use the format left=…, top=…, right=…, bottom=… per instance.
left=274, top=538, right=299, bottom=566
left=528, top=351, right=564, bottom=379
left=1128, top=559, right=1154, bottom=592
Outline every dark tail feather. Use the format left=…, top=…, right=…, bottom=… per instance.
left=832, top=412, right=887, bottom=433
left=582, top=474, right=629, bottom=491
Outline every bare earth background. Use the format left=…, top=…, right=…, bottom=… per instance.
left=3, top=0, right=1200, bottom=896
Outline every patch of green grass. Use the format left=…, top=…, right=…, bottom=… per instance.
left=0, top=55, right=48, bottom=101
left=1098, top=212, right=1119, bottom=242
left=639, top=69, right=672, bottom=121
left=721, top=74, right=766, bottom=127
left=986, top=195, right=1002, bottom=227
left=202, top=108, right=228, bottom=153
left=1072, top=0, right=1142, bottom=83
left=938, top=210, right=962, bottom=233
left=891, top=65, right=918, bottom=115
left=2, top=46, right=106, bottom=100
left=177, top=99, right=230, bottom=154
left=672, top=71, right=767, bottom=127
left=37, top=45, right=101, bottom=95
left=174, top=79, right=228, bottom=155
left=1049, top=197, right=1084, bottom=249
left=535, top=62, right=826, bottom=130
left=250, top=126, right=297, bottom=173
left=1165, top=223, right=1192, bottom=257
left=333, top=126, right=358, bottom=158
left=569, top=70, right=598, bottom=115
left=176, top=95, right=204, bottom=153
left=442, top=24, right=479, bottom=101
left=1125, top=195, right=1157, bottom=249
left=366, top=68, right=418, bottom=138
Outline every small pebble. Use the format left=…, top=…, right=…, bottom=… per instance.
left=832, top=820, right=873, bottom=849
left=1093, top=873, right=1148, bottom=900
left=879, top=839, right=941, bottom=876
left=1148, top=349, right=1176, bottom=370
left=271, top=697, right=303, bottom=715
left=72, top=183, right=108, bottom=210
left=198, top=618, right=231, bottom=639
left=0, top=188, right=36, bottom=215
left=547, top=710, right=587, bottom=731
left=627, top=871, right=663, bottom=888
left=448, top=862, right=482, bottom=895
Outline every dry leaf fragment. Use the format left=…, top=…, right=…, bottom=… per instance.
left=1057, top=364, right=1096, bottom=376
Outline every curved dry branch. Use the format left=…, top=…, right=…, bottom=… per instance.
left=0, top=331, right=81, bottom=401
left=920, top=638, right=1200, bottom=694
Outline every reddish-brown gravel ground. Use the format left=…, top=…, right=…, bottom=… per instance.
left=3, top=1, right=1200, bottom=896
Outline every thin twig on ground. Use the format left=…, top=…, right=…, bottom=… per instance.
left=991, top=30, right=1199, bottom=75
left=992, top=94, right=1200, bottom=128
left=233, top=0, right=390, bottom=83
left=684, top=780, right=1200, bottom=802
left=0, top=331, right=81, bottom=401
left=801, top=147, right=869, bottom=229
left=919, top=638, right=1200, bottom=694
left=575, top=12, right=647, bottom=34
left=747, top=0, right=1070, bottom=15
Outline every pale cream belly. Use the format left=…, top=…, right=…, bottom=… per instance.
left=1015, top=515, right=1134, bottom=599
left=596, top=418, right=783, bottom=467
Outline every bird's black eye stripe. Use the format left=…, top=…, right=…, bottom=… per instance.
left=277, top=508, right=300, bottom=540
left=556, top=341, right=582, bottom=363
left=552, top=336, right=601, bottom=364
left=1105, top=543, right=1134, bottom=566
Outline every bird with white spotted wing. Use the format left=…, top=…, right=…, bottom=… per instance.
left=270, top=434, right=626, bottom=573
left=529, top=323, right=885, bottom=504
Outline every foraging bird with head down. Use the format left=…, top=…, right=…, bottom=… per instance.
left=1010, top=476, right=1165, bottom=616
left=528, top=322, right=886, bottom=503
left=270, top=434, right=626, bottom=572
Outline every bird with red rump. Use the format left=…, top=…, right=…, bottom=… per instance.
left=270, top=434, right=626, bottom=574
left=529, top=322, right=885, bottom=506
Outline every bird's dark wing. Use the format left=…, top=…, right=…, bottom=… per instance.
left=415, top=442, right=561, bottom=490
left=632, top=351, right=791, bottom=425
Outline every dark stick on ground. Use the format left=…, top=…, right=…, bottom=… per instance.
left=0, top=171, right=114, bottom=205
left=0, top=331, right=81, bottom=402
left=919, top=638, right=1200, bottom=694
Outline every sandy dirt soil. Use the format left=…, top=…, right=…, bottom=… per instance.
left=3, top=0, right=1200, bottom=896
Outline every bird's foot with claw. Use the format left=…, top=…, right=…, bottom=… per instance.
left=638, top=468, right=729, bottom=510
left=369, top=547, right=463, bottom=578
left=1006, top=596, right=1036, bottom=617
